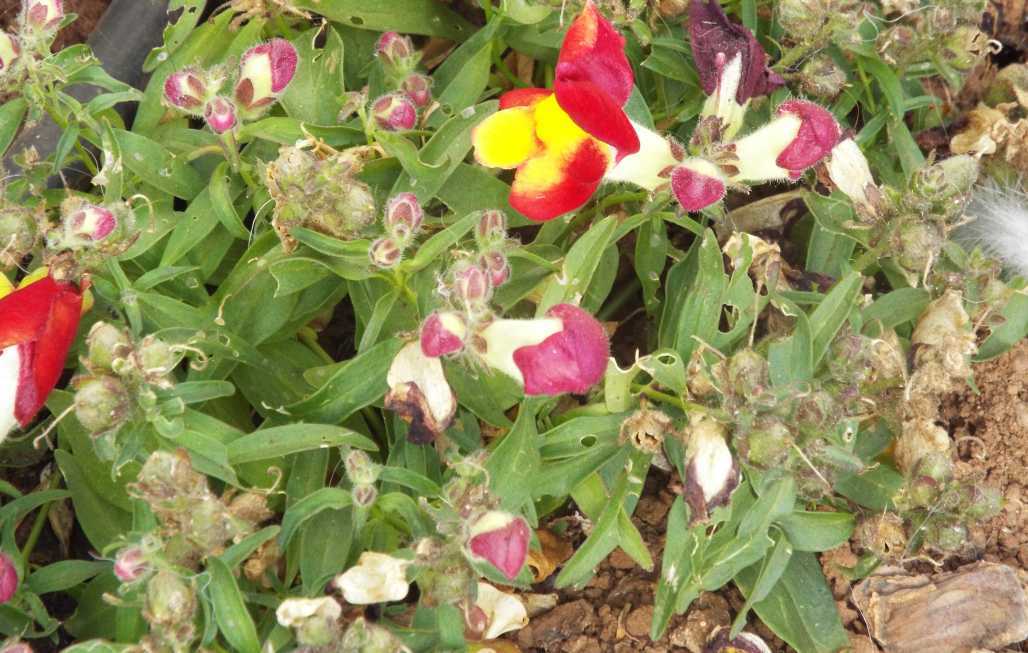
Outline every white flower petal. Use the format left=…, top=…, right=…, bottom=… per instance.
left=387, top=342, right=456, bottom=426
left=605, top=122, right=677, bottom=191
left=476, top=582, right=529, bottom=640
left=334, top=552, right=410, bottom=605
left=275, top=597, right=341, bottom=628
left=478, top=317, right=562, bottom=385
left=730, top=113, right=802, bottom=182
left=0, top=346, right=21, bottom=443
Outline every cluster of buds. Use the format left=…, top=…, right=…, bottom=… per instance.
left=369, top=193, right=424, bottom=268
left=875, top=0, right=988, bottom=78
left=141, top=570, right=197, bottom=652
left=265, top=144, right=377, bottom=251
left=344, top=449, right=380, bottom=509
left=0, top=0, right=66, bottom=88
left=775, top=0, right=863, bottom=51
left=129, top=450, right=271, bottom=566
left=164, top=38, right=298, bottom=134
left=468, top=0, right=841, bottom=221
left=70, top=322, right=179, bottom=439
left=368, top=32, right=433, bottom=132
left=46, top=198, right=138, bottom=266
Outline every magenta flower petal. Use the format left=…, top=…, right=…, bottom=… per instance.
left=670, top=159, right=727, bottom=212
left=468, top=513, right=530, bottom=581
left=774, top=100, right=841, bottom=178
left=0, top=553, right=17, bottom=603
left=688, top=0, right=782, bottom=103
left=420, top=312, right=466, bottom=357
left=512, top=304, right=609, bottom=396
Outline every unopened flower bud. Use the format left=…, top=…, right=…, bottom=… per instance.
left=114, top=546, right=149, bottom=583
left=777, top=0, right=827, bottom=39
left=0, top=553, right=17, bottom=603
left=341, top=617, right=411, bottom=653
left=0, top=206, right=35, bottom=268
left=345, top=450, right=380, bottom=485
left=66, top=204, right=117, bottom=243
left=479, top=250, right=510, bottom=288
left=144, top=571, right=196, bottom=627
left=0, top=641, right=31, bottom=653
left=420, top=311, right=467, bottom=357
left=334, top=552, right=410, bottom=604
left=466, top=511, right=530, bottom=581
left=914, top=155, right=979, bottom=201
left=682, top=416, right=739, bottom=523
left=352, top=484, right=378, bottom=508
left=896, top=221, right=943, bottom=273
left=235, top=39, right=298, bottom=115
left=23, top=0, right=63, bottom=31
left=475, top=209, right=507, bottom=246
left=799, top=55, right=847, bottom=99
left=743, top=417, right=791, bottom=468
left=86, top=322, right=132, bottom=372
left=371, top=93, right=417, bottom=131
left=136, top=336, right=177, bottom=381
left=204, top=97, right=237, bottom=134
left=384, top=192, right=423, bottom=241
left=0, top=32, right=19, bottom=74
left=472, top=582, right=528, bottom=640
left=369, top=237, right=402, bottom=268
left=401, top=73, right=432, bottom=108
left=704, top=626, right=772, bottom=653
left=670, top=158, right=727, bottom=212
left=452, top=262, right=492, bottom=308
left=276, top=597, right=342, bottom=647
left=375, top=32, right=415, bottom=69
left=163, top=68, right=206, bottom=112
left=73, top=376, right=131, bottom=433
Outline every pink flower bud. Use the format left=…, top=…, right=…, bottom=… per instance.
left=480, top=303, right=608, bottom=396
left=476, top=209, right=507, bottom=245
left=384, top=192, right=423, bottom=240
left=114, top=547, right=149, bottom=583
left=480, top=250, right=510, bottom=288
left=420, top=311, right=467, bottom=357
left=369, top=237, right=402, bottom=268
left=0, top=553, right=17, bottom=603
left=204, top=97, right=238, bottom=134
left=235, top=39, right=298, bottom=113
left=371, top=93, right=417, bottom=132
left=163, top=68, right=206, bottom=111
left=467, top=511, right=530, bottom=581
left=773, top=100, right=841, bottom=178
left=453, top=263, right=492, bottom=307
left=0, top=642, right=32, bottom=653
left=67, top=204, right=116, bottom=242
left=0, top=32, right=19, bottom=73
left=24, top=0, right=63, bottom=31
left=401, top=72, right=432, bottom=108
left=376, top=32, right=415, bottom=68
left=704, top=626, right=772, bottom=653
left=670, top=158, right=727, bottom=212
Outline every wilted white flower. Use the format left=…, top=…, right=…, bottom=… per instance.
left=276, top=596, right=342, bottom=647
left=683, top=416, right=739, bottom=522
left=334, top=552, right=410, bottom=605
left=472, top=582, right=528, bottom=640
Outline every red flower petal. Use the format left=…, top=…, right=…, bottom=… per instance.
left=775, top=100, right=840, bottom=177
left=499, top=87, right=552, bottom=109
left=512, top=303, right=609, bottom=395
left=509, top=137, right=609, bottom=221
left=469, top=517, right=530, bottom=581
left=420, top=312, right=465, bottom=357
left=555, top=2, right=639, bottom=157
left=554, top=80, right=640, bottom=160
left=670, top=160, right=727, bottom=212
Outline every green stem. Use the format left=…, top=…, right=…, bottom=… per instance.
left=597, top=277, right=640, bottom=322
left=492, top=49, right=527, bottom=88
left=298, top=327, right=334, bottom=365
left=21, top=502, right=51, bottom=561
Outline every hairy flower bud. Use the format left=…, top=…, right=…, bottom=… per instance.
left=73, top=376, right=131, bottom=434
left=475, top=209, right=507, bottom=247
left=799, top=54, right=847, bottom=99
left=163, top=68, right=206, bottom=112
left=452, top=262, right=492, bottom=309
left=369, top=237, right=402, bottom=268
left=136, top=336, right=177, bottom=382
left=0, top=32, right=19, bottom=74
left=384, top=192, right=423, bottom=241
left=345, top=450, right=380, bottom=486
left=0, top=553, right=17, bottom=604
left=479, top=250, right=511, bottom=288
left=372, top=93, right=418, bottom=131
left=402, top=73, right=432, bottom=108
left=276, top=597, right=342, bottom=647
left=467, top=511, right=530, bottom=581
left=0, top=205, right=36, bottom=268
left=144, top=571, right=196, bottom=627
left=420, top=312, right=467, bottom=357
left=204, top=97, right=237, bottom=134
left=86, top=322, right=132, bottom=372
left=682, top=416, right=739, bottom=523
left=742, top=416, right=791, bottom=468
left=114, top=546, right=149, bottom=583
left=352, top=483, right=378, bottom=508
left=334, top=552, right=410, bottom=605
left=376, top=32, right=416, bottom=69
left=704, top=626, right=772, bottom=653
left=235, top=39, right=298, bottom=116
left=23, top=0, right=63, bottom=31
left=66, top=204, right=117, bottom=243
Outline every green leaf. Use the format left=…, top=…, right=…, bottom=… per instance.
left=378, top=466, right=442, bottom=497
left=404, top=212, right=479, bottom=273
left=294, top=0, right=475, bottom=40
left=209, top=162, right=250, bottom=240
left=485, top=401, right=541, bottom=513
left=651, top=497, right=697, bottom=639
left=862, top=287, right=930, bottom=330
left=291, top=338, right=403, bottom=423
left=537, top=215, right=618, bottom=314
left=27, top=561, right=110, bottom=595
left=835, top=464, right=903, bottom=510
left=730, top=534, right=793, bottom=638
left=978, top=289, right=1028, bottom=360
left=282, top=27, right=346, bottom=124
left=809, top=271, right=862, bottom=369
left=660, top=229, right=728, bottom=362
left=54, top=451, right=131, bottom=551
left=0, top=97, right=26, bottom=156
left=279, top=487, right=353, bottom=548
left=227, top=424, right=377, bottom=464
left=735, top=552, right=849, bottom=653
left=113, top=129, right=204, bottom=200
left=207, top=557, right=261, bottom=653
left=776, top=511, right=855, bottom=552
left=427, top=20, right=503, bottom=127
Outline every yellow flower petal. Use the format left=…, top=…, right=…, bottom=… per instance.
left=0, top=273, right=12, bottom=300
left=472, top=107, right=540, bottom=169
left=533, top=95, right=591, bottom=153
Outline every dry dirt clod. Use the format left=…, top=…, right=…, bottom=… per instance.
left=852, top=561, right=1028, bottom=653
left=516, top=600, right=596, bottom=651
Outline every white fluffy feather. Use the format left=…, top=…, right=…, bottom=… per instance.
left=960, top=183, right=1028, bottom=278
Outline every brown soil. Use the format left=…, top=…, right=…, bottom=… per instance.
left=0, top=0, right=111, bottom=50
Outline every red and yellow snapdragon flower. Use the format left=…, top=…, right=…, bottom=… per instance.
left=472, top=2, right=678, bottom=221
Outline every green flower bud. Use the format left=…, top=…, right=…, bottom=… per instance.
left=777, top=0, right=828, bottom=39
left=799, top=55, right=847, bottom=99
left=727, top=348, right=768, bottom=402
left=86, top=322, right=132, bottom=372
left=144, top=571, right=196, bottom=627
left=341, top=617, right=411, bottom=653
left=352, top=484, right=378, bottom=508
left=73, top=376, right=131, bottom=433
left=137, top=336, right=177, bottom=382
left=743, top=417, right=792, bottom=468
left=345, top=450, right=380, bottom=485
left=896, top=221, right=944, bottom=273
left=0, top=206, right=37, bottom=269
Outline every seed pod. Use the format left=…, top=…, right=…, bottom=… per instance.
left=0, top=205, right=36, bottom=269
left=799, top=54, right=847, bottom=99
left=73, top=376, right=131, bottom=434
left=727, top=348, right=769, bottom=401
left=86, top=322, right=132, bottom=372
left=144, top=571, right=196, bottom=627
